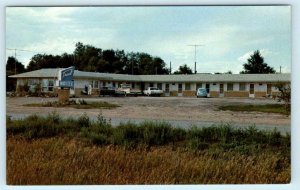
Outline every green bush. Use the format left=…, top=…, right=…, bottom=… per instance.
left=77, top=113, right=90, bottom=128
left=141, top=121, right=173, bottom=146
left=7, top=113, right=291, bottom=153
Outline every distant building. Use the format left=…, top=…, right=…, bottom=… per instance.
left=9, top=68, right=290, bottom=98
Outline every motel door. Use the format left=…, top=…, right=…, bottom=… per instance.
left=219, top=83, right=224, bottom=97
left=205, top=83, right=210, bottom=97
left=267, top=84, right=272, bottom=95
left=249, top=84, right=255, bottom=98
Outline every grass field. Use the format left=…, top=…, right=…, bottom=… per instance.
left=219, top=104, right=288, bottom=115
left=6, top=113, right=290, bottom=184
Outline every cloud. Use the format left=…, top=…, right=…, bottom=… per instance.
left=6, top=7, right=79, bottom=24
left=5, top=6, right=290, bottom=73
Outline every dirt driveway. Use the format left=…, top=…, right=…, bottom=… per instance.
left=6, top=96, right=290, bottom=129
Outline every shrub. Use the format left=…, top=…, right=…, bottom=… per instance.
left=274, top=83, right=291, bottom=115
left=7, top=114, right=291, bottom=153
left=89, top=132, right=109, bottom=145
left=111, top=122, right=140, bottom=146
left=47, top=111, right=61, bottom=124
left=141, top=121, right=173, bottom=146
left=77, top=113, right=90, bottom=128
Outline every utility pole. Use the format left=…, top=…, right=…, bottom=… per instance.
left=280, top=66, right=282, bottom=74
left=169, top=61, right=172, bottom=74
left=188, top=44, right=204, bottom=74
left=14, top=49, right=17, bottom=74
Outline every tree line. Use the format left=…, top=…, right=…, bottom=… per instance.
left=26, top=42, right=170, bottom=75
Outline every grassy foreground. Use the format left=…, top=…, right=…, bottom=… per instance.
left=6, top=113, right=290, bottom=184
left=219, top=104, right=288, bottom=115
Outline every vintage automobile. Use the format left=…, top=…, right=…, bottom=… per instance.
left=99, top=86, right=125, bottom=97
left=196, top=88, right=208, bottom=98
left=143, top=87, right=164, bottom=96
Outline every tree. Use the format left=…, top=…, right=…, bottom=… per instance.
left=174, top=64, right=193, bottom=74
left=25, top=42, right=169, bottom=75
left=275, top=83, right=291, bottom=115
left=240, top=50, right=275, bottom=74
left=6, top=56, right=25, bottom=91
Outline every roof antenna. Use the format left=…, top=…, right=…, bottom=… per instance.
left=188, top=44, right=204, bottom=74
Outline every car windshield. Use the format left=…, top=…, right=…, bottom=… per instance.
left=150, top=87, right=158, bottom=90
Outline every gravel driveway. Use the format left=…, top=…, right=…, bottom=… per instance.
left=6, top=96, right=291, bottom=133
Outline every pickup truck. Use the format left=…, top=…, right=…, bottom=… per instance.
left=117, top=84, right=142, bottom=96
left=143, top=87, right=164, bottom=96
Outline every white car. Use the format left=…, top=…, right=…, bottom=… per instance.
left=196, top=88, right=208, bottom=98
left=143, top=87, right=163, bottom=96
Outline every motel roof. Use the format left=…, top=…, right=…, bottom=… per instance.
left=9, top=68, right=291, bottom=83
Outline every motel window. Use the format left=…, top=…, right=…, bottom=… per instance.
left=132, top=83, right=135, bottom=89
left=28, top=79, right=39, bottom=86
left=41, top=79, right=54, bottom=92
left=149, top=83, right=154, bottom=87
left=48, top=80, right=54, bottom=91
left=185, top=83, right=191, bottom=90
left=157, top=83, right=162, bottom=90
left=103, top=82, right=106, bottom=87
left=112, top=82, right=116, bottom=87
left=239, top=83, right=246, bottom=91
left=165, top=83, right=170, bottom=93
left=178, top=83, right=183, bottom=93
left=93, top=81, right=99, bottom=89
left=227, top=83, right=233, bottom=91
left=42, top=80, right=48, bottom=92
left=196, top=83, right=202, bottom=90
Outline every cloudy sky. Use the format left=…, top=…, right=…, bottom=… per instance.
left=6, top=6, right=291, bottom=74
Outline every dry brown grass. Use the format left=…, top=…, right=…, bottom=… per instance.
left=7, top=136, right=290, bottom=185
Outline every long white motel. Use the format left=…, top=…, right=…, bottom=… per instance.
left=9, top=68, right=290, bottom=98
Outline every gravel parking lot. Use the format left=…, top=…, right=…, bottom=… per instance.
left=6, top=96, right=291, bottom=132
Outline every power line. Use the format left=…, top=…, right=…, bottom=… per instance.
left=187, top=44, right=204, bottom=74
left=6, top=48, right=41, bottom=53
left=6, top=48, right=40, bottom=74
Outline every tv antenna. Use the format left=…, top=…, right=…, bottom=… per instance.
left=188, top=44, right=204, bottom=74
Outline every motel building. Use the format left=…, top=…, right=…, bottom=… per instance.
left=9, top=68, right=290, bottom=98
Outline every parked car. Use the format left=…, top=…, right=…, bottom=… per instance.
left=196, top=88, right=208, bottom=98
left=99, top=86, right=125, bottom=97
left=143, top=87, right=164, bottom=96
left=117, top=84, right=142, bottom=96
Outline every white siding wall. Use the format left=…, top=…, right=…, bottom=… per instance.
left=210, top=83, right=219, bottom=91
left=191, top=83, right=197, bottom=91
left=74, top=79, right=90, bottom=88
left=255, top=83, right=267, bottom=91
left=170, top=83, right=177, bottom=91
left=233, top=83, right=239, bottom=91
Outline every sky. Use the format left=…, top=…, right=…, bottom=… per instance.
left=6, top=6, right=291, bottom=74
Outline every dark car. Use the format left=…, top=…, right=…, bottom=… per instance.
left=99, top=86, right=125, bottom=97
left=99, top=86, right=116, bottom=96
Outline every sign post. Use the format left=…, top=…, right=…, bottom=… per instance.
left=57, top=66, right=75, bottom=103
